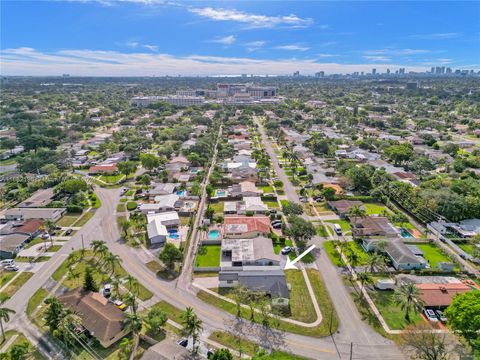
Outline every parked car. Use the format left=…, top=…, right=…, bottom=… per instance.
left=435, top=310, right=447, bottom=323
left=0, top=259, right=15, bottom=266
left=333, top=223, right=342, bottom=235
left=271, top=219, right=282, bottom=225
left=424, top=309, right=438, bottom=322
left=281, top=246, right=292, bottom=255
left=176, top=338, right=188, bottom=348
left=41, top=233, right=50, bottom=239
left=207, top=349, right=215, bottom=358
left=304, top=183, right=313, bottom=189
left=103, top=284, right=112, bottom=297
left=113, top=299, right=127, bottom=311
left=55, top=226, right=62, bottom=230
left=272, top=223, right=282, bottom=229
left=299, top=196, right=307, bottom=203
left=5, top=265, right=19, bottom=272
left=313, top=196, right=324, bottom=202
left=269, top=209, right=277, bottom=214
left=65, top=228, right=73, bottom=235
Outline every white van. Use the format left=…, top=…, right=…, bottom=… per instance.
left=0, top=259, right=15, bottom=266
left=333, top=223, right=342, bottom=235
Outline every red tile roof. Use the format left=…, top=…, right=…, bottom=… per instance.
left=224, top=216, right=271, bottom=234
left=89, top=164, right=118, bottom=172
left=16, top=218, right=44, bottom=234
left=416, top=283, right=471, bottom=307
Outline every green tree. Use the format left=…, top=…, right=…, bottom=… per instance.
left=144, top=307, right=168, bottom=335
left=444, top=291, right=480, bottom=351
left=282, top=201, right=303, bottom=216
left=117, top=161, right=137, bottom=177
left=44, top=297, right=65, bottom=332
left=83, top=266, right=98, bottom=292
left=210, top=348, right=233, bottom=360
left=8, top=342, right=32, bottom=360
left=394, top=283, right=425, bottom=322
left=140, top=153, right=160, bottom=171
left=384, top=143, right=415, bottom=165
left=0, top=301, right=15, bottom=342
left=91, top=240, right=107, bottom=258
left=159, top=243, right=182, bottom=269
left=181, top=307, right=203, bottom=353
left=59, top=178, right=88, bottom=194
left=285, top=216, right=316, bottom=249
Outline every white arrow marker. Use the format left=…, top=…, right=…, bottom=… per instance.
left=284, top=245, right=316, bottom=270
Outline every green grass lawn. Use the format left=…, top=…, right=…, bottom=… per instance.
left=195, top=244, right=221, bottom=267
left=148, top=300, right=184, bottom=324
left=316, top=225, right=330, bottom=237
left=455, top=241, right=476, bottom=256
left=56, top=214, right=81, bottom=227
left=74, top=210, right=94, bottom=227
left=416, top=243, right=454, bottom=269
left=323, top=241, right=346, bottom=267
left=326, top=219, right=351, bottom=232
left=47, top=245, right=62, bottom=252
left=116, top=203, right=125, bottom=212
left=258, top=184, right=274, bottom=193
left=197, top=269, right=338, bottom=337
left=314, top=202, right=330, bottom=212
left=263, top=199, right=279, bottom=209
left=98, top=174, right=125, bottom=184
left=208, top=202, right=224, bottom=214
left=285, top=270, right=316, bottom=323
left=1, top=330, right=46, bottom=359
left=179, top=215, right=191, bottom=226
left=369, top=290, right=423, bottom=330
left=345, top=241, right=370, bottom=265
left=0, top=271, right=17, bottom=287
left=27, top=288, right=48, bottom=317
left=0, top=272, right=33, bottom=300
left=364, top=203, right=390, bottom=215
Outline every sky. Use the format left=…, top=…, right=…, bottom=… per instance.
left=1, top=0, right=479, bottom=76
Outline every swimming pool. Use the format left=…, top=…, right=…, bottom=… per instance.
left=215, top=190, right=226, bottom=197
left=168, top=229, right=179, bottom=239
left=400, top=228, right=414, bottom=239
left=207, top=230, right=220, bottom=240
left=176, top=190, right=186, bottom=196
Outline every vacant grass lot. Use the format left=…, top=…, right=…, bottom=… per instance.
left=273, top=239, right=293, bottom=254
left=98, top=174, right=125, bottom=184
left=56, top=214, right=81, bottom=227
left=285, top=270, right=316, bottom=323
left=364, top=203, right=390, bottom=215
left=74, top=210, right=94, bottom=227
left=345, top=241, right=370, bottom=265
left=369, top=290, right=423, bottom=330
left=326, top=219, right=351, bottom=232
left=195, top=245, right=221, bottom=267
left=416, top=243, right=454, bottom=269
left=208, top=202, right=224, bottom=214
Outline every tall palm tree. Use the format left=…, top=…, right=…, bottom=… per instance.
left=357, top=272, right=373, bottom=297
left=91, top=240, right=107, bottom=257
left=181, top=307, right=203, bottom=353
left=0, top=301, right=15, bottom=342
left=126, top=275, right=138, bottom=296
left=104, top=252, right=121, bottom=276
left=111, top=279, right=121, bottom=299
left=348, top=205, right=367, bottom=234
left=124, top=293, right=138, bottom=315
left=347, top=249, right=360, bottom=268
left=394, top=283, right=425, bottom=322
left=366, top=253, right=387, bottom=273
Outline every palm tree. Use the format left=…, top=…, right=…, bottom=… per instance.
left=181, top=307, right=203, bottom=353
left=104, top=252, right=121, bottom=276
left=366, top=253, right=387, bottom=273
left=126, top=275, right=138, bottom=296
left=375, top=239, right=389, bottom=253
left=123, top=313, right=143, bottom=360
left=111, top=279, right=121, bottom=299
left=91, top=240, right=107, bottom=257
left=347, top=249, right=360, bottom=268
left=124, top=293, right=138, bottom=315
left=357, top=272, right=373, bottom=296
left=0, top=301, right=15, bottom=342
left=348, top=205, right=367, bottom=233
left=45, top=219, right=56, bottom=246
left=394, top=283, right=425, bottom=322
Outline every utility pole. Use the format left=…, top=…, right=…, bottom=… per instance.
left=349, top=342, right=353, bottom=360
left=81, top=234, right=84, bottom=249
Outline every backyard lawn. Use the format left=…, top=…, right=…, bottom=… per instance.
left=416, top=243, right=454, bottom=269
left=364, top=203, right=390, bottom=215
left=195, top=244, right=221, bottom=267
left=369, top=290, right=423, bottom=330
left=263, top=199, right=280, bottom=209
left=258, top=184, right=274, bottom=193
left=208, top=202, right=224, bottom=214
left=455, top=241, right=477, bottom=256
left=345, top=241, right=370, bottom=265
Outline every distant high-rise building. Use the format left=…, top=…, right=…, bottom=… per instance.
left=386, top=69, right=390, bottom=74
left=446, top=67, right=452, bottom=74
left=315, top=71, right=325, bottom=78
left=406, top=82, right=418, bottom=90
left=399, top=68, right=405, bottom=74
left=372, top=68, right=377, bottom=75
left=361, top=71, right=364, bottom=76
left=431, top=67, right=435, bottom=74
left=293, top=71, right=300, bottom=77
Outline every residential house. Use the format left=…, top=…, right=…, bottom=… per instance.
left=328, top=200, right=364, bottom=218
left=223, top=216, right=270, bottom=238
left=416, top=283, right=472, bottom=309
left=88, top=164, right=118, bottom=175
left=4, top=207, right=66, bottom=221
left=17, top=188, right=55, bottom=208
left=146, top=212, right=180, bottom=245
left=59, top=289, right=130, bottom=348
left=148, top=183, right=178, bottom=198
left=152, top=194, right=180, bottom=213
left=363, top=238, right=427, bottom=271
left=142, top=339, right=190, bottom=360
left=351, top=216, right=399, bottom=237
left=229, top=181, right=263, bottom=197
left=224, top=197, right=268, bottom=215
left=0, top=233, right=30, bottom=258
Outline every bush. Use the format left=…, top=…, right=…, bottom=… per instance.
left=245, top=210, right=254, bottom=217
left=126, top=201, right=138, bottom=211
left=66, top=205, right=83, bottom=213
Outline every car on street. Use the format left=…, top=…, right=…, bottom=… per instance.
left=1, top=259, right=15, bottom=266
left=176, top=338, right=188, bottom=348
left=281, top=246, right=292, bottom=255
left=113, top=299, right=127, bottom=311
left=299, top=196, right=307, bottom=203
left=103, top=284, right=112, bottom=297
left=65, top=228, right=73, bottom=235
left=272, top=223, right=282, bottom=229
left=333, top=223, right=342, bottom=235
left=5, top=265, right=19, bottom=272
left=424, top=309, right=438, bottom=322
left=435, top=310, right=447, bottom=323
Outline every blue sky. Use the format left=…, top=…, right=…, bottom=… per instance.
left=1, top=0, right=479, bottom=76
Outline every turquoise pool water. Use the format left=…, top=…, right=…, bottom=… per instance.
left=215, top=190, right=226, bottom=197
left=168, top=230, right=179, bottom=239
left=176, top=190, right=186, bottom=196
left=400, top=228, right=414, bottom=238
left=208, top=230, right=220, bottom=240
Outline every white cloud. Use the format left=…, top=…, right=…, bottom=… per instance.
left=410, top=32, right=460, bottom=40
left=319, top=41, right=337, bottom=47
left=364, top=48, right=431, bottom=56
left=363, top=55, right=391, bottom=62
left=275, top=44, right=310, bottom=51
left=0, top=47, right=433, bottom=76
left=125, top=41, right=140, bottom=48
left=244, top=41, right=266, bottom=52
left=317, top=53, right=339, bottom=58
left=143, top=44, right=159, bottom=51
left=189, top=7, right=313, bottom=28
left=211, top=35, right=236, bottom=46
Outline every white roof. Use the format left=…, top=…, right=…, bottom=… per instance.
left=147, top=211, right=180, bottom=223
left=147, top=219, right=168, bottom=238
left=244, top=197, right=268, bottom=211
left=154, top=194, right=179, bottom=208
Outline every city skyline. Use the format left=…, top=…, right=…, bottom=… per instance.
left=1, top=0, right=479, bottom=76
